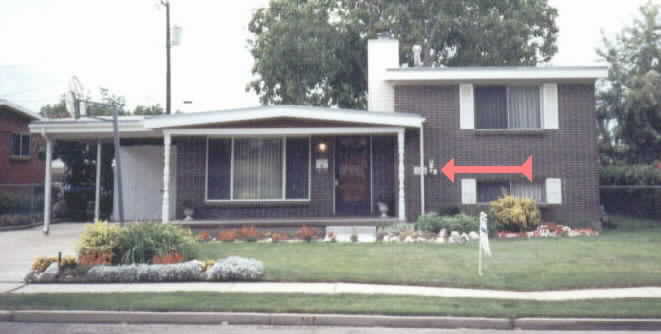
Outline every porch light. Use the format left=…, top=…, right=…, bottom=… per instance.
left=317, top=142, right=328, bottom=153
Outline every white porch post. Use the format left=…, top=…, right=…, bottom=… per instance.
left=43, top=137, right=53, bottom=234
left=94, top=141, right=102, bottom=222
left=162, top=133, right=171, bottom=223
left=397, top=129, right=406, bottom=221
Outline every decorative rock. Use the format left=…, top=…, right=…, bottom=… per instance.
left=434, top=237, right=445, bottom=244
left=468, top=231, right=479, bottom=240
left=438, top=228, right=447, bottom=239
left=448, top=231, right=464, bottom=244
left=404, top=236, right=415, bottom=243
left=257, top=238, right=272, bottom=243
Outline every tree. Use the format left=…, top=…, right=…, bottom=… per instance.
left=133, top=104, right=164, bottom=115
left=597, top=2, right=661, bottom=164
left=248, top=0, right=559, bottom=108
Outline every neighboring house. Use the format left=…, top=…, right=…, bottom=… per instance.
left=0, top=99, right=44, bottom=185
left=29, top=36, right=607, bottom=228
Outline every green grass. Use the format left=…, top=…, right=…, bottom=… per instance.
left=2, top=292, right=661, bottom=318
left=197, top=216, right=661, bottom=290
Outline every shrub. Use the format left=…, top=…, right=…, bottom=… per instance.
left=0, top=192, right=19, bottom=215
left=437, top=206, right=461, bottom=216
left=207, top=256, right=264, bottom=281
left=78, top=249, right=113, bottom=266
left=489, top=195, right=541, bottom=232
left=32, top=256, right=58, bottom=273
left=0, top=214, right=35, bottom=226
left=77, top=221, right=121, bottom=257
left=61, top=256, right=77, bottom=269
left=416, top=214, right=479, bottom=233
left=218, top=230, right=238, bottom=242
left=196, top=232, right=210, bottom=241
left=296, top=225, right=319, bottom=242
left=271, top=232, right=288, bottom=242
left=238, top=225, right=260, bottom=241
left=600, top=164, right=661, bottom=185
left=117, top=223, right=198, bottom=265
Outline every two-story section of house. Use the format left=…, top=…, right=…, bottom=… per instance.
left=30, top=36, right=606, bottom=228
left=0, top=99, right=44, bottom=185
left=369, top=36, right=607, bottom=226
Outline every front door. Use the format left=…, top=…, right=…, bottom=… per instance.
left=335, top=136, right=370, bottom=216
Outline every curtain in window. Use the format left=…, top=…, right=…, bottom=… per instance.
left=207, top=138, right=232, bottom=200
left=511, top=183, right=543, bottom=202
left=233, top=138, right=283, bottom=200
left=475, top=86, right=508, bottom=129
left=508, top=87, right=541, bottom=129
left=285, top=137, right=309, bottom=199
left=477, top=181, right=509, bottom=202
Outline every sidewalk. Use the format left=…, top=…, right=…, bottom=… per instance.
left=8, top=282, right=661, bottom=301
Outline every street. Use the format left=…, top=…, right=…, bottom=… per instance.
left=1, top=323, right=660, bottom=334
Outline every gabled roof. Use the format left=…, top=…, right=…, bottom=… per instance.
left=143, top=105, right=425, bottom=129
left=385, top=66, right=608, bottom=83
left=0, top=99, right=41, bottom=120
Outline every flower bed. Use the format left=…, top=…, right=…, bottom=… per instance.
left=25, top=256, right=264, bottom=283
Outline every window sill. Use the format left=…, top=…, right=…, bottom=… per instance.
left=471, top=129, right=551, bottom=136
left=9, top=155, right=31, bottom=161
left=204, top=200, right=311, bottom=207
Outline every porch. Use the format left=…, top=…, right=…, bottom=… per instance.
left=29, top=106, right=426, bottom=231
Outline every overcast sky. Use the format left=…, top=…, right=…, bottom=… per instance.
left=0, top=0, right=655, bottom=114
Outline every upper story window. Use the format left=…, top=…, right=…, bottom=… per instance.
left=459, top=83, right=559, bottom=130
left=10, top=133, right=31, bottom=159
left=474, top=86, right=541, bottom=129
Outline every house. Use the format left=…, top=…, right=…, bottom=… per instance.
left=0, top=99, right=44, bottom=185
left=28, top=36, right=607, bottom=229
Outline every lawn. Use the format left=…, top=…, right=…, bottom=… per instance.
left=198, top=216, right=661, bottom=291
left=2, top=293, right=661, bottom=318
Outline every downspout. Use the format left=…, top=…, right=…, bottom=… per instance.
left=419, top=124, right=425, bottom=216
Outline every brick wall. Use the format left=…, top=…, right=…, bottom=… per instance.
left=0, top=109, right=45, bottom=185
left=395, top=84, right=601, bottom=227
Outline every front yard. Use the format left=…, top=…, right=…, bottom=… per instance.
left=197, top=216, right=661, bottom=291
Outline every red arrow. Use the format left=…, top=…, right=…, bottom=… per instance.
left=441, top=156, right=533, bottom=183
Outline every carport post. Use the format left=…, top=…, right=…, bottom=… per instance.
left=43, top=137, right=53, bottom=235
left=397, top=129, right=406, bottom=221
left=162, top=133, right=171, bottom=223
left=94, top=141, right=102, bottom=222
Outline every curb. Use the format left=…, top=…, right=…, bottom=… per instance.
left=0, top=222, right=41, bottom=232
left=2, top=310, right=661, bottom=330
left=3, top=310, right=512, bottom=329
left=514, top=317, right=661, bottom=331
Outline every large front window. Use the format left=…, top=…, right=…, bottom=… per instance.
left=206, top=136, right=310, bottom=201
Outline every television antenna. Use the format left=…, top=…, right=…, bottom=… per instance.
left=61, top=75, right=126, bottom=228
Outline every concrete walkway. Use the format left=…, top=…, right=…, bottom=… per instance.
left=9, top=282, right=661, bottom=301
left=0, top=223, right=82, bottom=284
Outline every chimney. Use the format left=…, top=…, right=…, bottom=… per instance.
left=368, top=34, right=399, bottom=112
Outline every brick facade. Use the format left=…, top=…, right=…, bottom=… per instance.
left=0, top=108, right=44, bottom=185
left=396, top=84, right=601, bottom=226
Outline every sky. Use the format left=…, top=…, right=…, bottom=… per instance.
left=0, top=0, right=656, bottom=114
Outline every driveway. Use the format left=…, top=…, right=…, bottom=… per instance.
left=0, top=223, right=83, bottom=290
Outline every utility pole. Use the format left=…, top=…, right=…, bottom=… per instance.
left=162, top=0, right=172, bottom=115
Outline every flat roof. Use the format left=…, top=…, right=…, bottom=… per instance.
left=385, top=65, right=608, bottom=83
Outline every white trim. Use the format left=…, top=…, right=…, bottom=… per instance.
left=385, top=66, right=608, bottom=82
left=419, top=126, right=425, bottom=215
left=166, top=127, right=405, bottom=137
left=43, top=137, right=53, bottom=234
left=459, top=84, right=475, bottom=129
left=205, top=135, right=312, bottom=203
left=29, top=119, right=149, bottom=134
left=145, top=106, right=423, bottom=129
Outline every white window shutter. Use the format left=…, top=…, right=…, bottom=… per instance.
left=545, top=178, right=562, bottom=204
left=459, top=83, right=474, bottom=129
left=461, top=178, right=477, bottom=204
left=542, top=83, right=559, bottom=129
